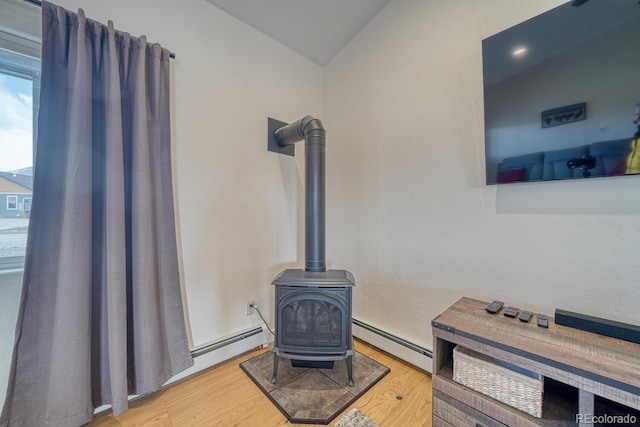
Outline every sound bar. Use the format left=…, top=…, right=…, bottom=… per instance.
left=554, top=309, right=640, bottom=345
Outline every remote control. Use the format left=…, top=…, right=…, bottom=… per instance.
left=519, top=311, right=532, bottom=323
left=537, top=314, right=549, bottom=328
left=485, top=300, right=504, bottom=314
left=503, top=306, right=519, bottom=318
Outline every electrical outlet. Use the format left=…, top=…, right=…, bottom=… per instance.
left=246, top=300, right=256, bottom=316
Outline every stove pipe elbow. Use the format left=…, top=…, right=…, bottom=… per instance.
left=274, top=115, right=325, bottom=146
left=274, top=116, right=326, bottom=272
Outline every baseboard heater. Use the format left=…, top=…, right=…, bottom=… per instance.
left=352, top=319, right=432, bottom=359
left=94, top=326, right=265, bottom=416
left=190, top=326, right=264, bottom=358
left=191, top=322, right=432, bottom=361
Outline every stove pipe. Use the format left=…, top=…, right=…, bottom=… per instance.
left=274, top=116, right=326, bottom=272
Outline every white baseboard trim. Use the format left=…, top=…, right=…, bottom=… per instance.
left=352, top=319, right=433, bottom=373
left=170, top=326, right=269, bottom=384
left=93, top=320, right=432, bottom=415
left=94, top=325, right=269, bottom=414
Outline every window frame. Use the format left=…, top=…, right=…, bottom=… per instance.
left=0, top=3, right=40, bottom=270
left=6, top=195, right=18, bottom=210
left=0, top=58, right=39, bottom=270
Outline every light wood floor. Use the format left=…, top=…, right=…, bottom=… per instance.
left=86, top=339, right=433, bottom=426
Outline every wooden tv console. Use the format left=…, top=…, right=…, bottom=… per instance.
left=431, top=297, right=640, bottom=426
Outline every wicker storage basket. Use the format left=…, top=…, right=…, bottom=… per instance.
left=453, top=345, right=544, bottom=418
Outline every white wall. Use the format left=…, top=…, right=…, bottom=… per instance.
left=3, top=1, right=640, bottom=401
left=324, top=0, right=640, bottom=358
left=29, top=0, right=324, bottom=349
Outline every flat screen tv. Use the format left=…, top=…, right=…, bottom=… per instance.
left=483, top=0, right=640, bottom=184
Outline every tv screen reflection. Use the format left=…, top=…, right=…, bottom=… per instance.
left=483, top=0, right=640, bottom=184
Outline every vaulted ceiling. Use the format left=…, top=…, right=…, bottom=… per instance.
left=205, top=0, right=391, bottom=66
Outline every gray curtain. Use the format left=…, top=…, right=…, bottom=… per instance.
left=1, top=2, right=193, bottom=426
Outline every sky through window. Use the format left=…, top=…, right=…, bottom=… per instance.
left=0, top=72, right=33, bottom=173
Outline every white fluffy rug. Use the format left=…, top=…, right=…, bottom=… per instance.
left=333, top=408, right=378, bottom=427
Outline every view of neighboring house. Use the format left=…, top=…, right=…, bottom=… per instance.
left=0, top=171, right=32, bottom=218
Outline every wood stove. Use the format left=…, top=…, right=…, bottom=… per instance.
left=268, top=116, right=355, bottom=386
left=271, top=269, right=355, bottom=386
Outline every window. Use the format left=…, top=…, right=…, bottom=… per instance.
left=6, top=196, right=18, bottom=210
left=0, top=48, right=40, bottom=267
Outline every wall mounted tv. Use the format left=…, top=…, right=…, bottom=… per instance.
left=483, top=0, right=640, bottom=185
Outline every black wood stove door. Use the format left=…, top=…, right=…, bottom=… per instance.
left=276, top=286, right=351, bottom=356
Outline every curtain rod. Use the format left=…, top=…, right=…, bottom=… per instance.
left=23, top=0, right=176, bottom=59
